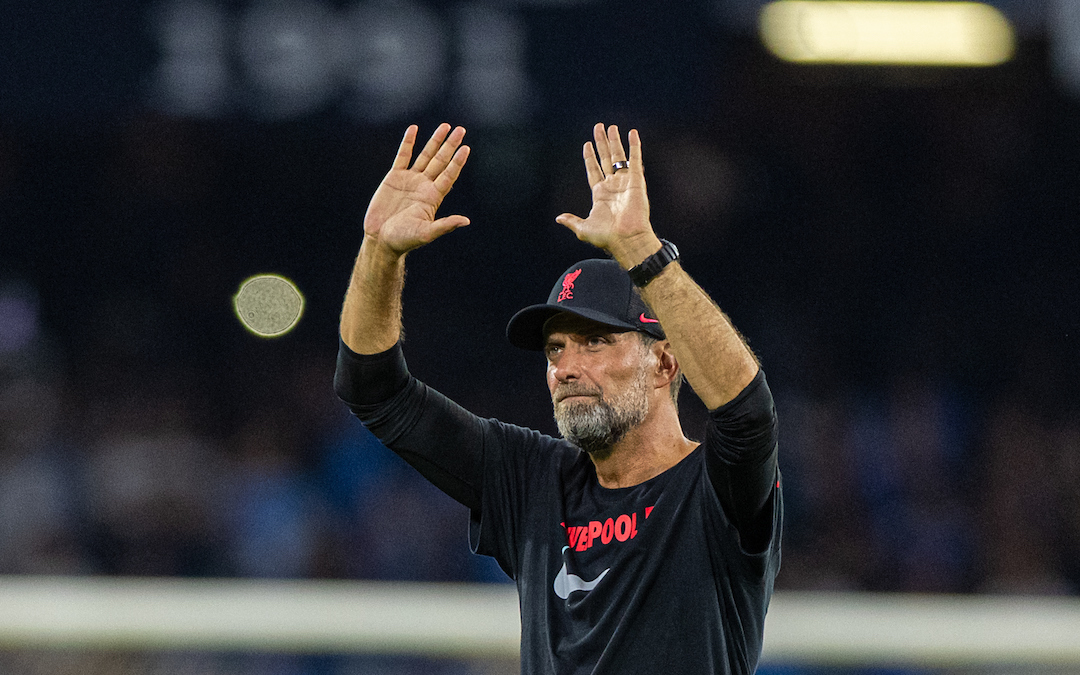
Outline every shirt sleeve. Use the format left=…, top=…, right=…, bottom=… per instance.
left=703, top=368, right=780, bottom=554
left=333, top=338, right=485, bottom=512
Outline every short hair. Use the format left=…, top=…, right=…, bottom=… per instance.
left=637, top=333, right=683, bottom=407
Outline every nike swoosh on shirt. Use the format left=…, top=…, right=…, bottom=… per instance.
left=639, top=314, right=659, bottom=323
left=553, top=560, right=609, bottom=600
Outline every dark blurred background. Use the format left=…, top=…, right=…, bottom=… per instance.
left=1, top=0, right=1079, bottom=670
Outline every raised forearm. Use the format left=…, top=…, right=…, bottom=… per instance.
left=340, top=235, right=406, bottom=355
left=636, top=260, right=759, bottom=410
left=340, top=124, right=471, bottom=355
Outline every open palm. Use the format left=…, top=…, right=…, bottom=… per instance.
left=364, top=124, right=471, bottom=256
left=556, top=124, right=656, bottom=262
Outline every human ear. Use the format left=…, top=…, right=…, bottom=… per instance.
left=654, top=341, right=680, bottom=388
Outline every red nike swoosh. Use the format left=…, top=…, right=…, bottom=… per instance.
left=639, top=314, right=659, bottom=323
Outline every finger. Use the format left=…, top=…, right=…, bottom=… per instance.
left=555, top=213, right=587, bottom=238
left=582, top=142, right=604, bottom=188
left=607, top=124, right=628, bottom=164
left=428, top=214, right=471, bottom=242
left=392, top=125, right=419, bottom=170
left=425, top=126, right=466, bottom=180
left=411, top=123, right=452, bottom=172
left=628, top=128, right=643, bottom=170
left=433, top=144, right=471, bottom=196
left=433, top=214, right=470, bottom=230
left=592, top=123, right=613, bottom=176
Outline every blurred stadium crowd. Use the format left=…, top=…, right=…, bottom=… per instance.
left=3, top=276, right=1079, bottom=594
left=2, top=12, right=1080, bottom=674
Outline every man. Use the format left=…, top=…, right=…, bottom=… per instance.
left=335, top=122, right=782, bottom=674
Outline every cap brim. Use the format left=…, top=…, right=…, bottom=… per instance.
left=505, top=304, right=641, bottom=351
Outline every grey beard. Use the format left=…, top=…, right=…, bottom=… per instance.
left=554, top=375, right=650, bottom=460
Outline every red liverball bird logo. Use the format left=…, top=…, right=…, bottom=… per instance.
left=557, top=269, right=582, bottom=303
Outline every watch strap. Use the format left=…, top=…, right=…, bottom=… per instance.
left=627, top=239, right=679, bottom=287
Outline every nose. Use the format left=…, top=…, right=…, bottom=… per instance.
left=549, top=344, right=583, bottom=385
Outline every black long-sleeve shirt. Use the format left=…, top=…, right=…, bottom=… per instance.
left=335, top=339, right=782, bottom=675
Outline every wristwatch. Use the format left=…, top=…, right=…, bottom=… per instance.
left=627, top=239, right=679, bottom=287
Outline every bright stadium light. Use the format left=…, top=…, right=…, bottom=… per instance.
left=233, top=274, right=304, bottom=338
left=759, top=1, right=1016, bottom=66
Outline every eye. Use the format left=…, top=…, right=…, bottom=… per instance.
left=544, top=344, right=562, bottom=360
left=586, top=335, right=610, bottom=348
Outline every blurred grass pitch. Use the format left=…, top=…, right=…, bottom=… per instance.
left=233, top=274, right=304, bottom=337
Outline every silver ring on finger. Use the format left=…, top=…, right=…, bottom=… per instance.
left=611, top=160, right=630, bottom=172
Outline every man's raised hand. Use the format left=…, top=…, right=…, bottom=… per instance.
left=364, top=123, right=471, bottom=256
left=555, top=123, right=661, bottom=269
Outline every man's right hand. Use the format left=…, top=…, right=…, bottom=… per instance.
left=364, top=123, right=471, bottom=256
left=341, top=124, right=470, bottom=354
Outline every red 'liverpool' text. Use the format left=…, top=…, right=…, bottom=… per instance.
left=563, top=512, right=641, bottom=551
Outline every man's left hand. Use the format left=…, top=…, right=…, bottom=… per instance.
left=556, top=123, right=662, bottom=268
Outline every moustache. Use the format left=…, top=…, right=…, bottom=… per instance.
left=553, top=384, right=603, bottom=404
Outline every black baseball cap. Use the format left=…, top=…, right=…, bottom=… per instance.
left=506, top=258, right=665, bottom=351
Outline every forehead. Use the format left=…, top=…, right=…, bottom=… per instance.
left=542, top=313, right=632, bottom=341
